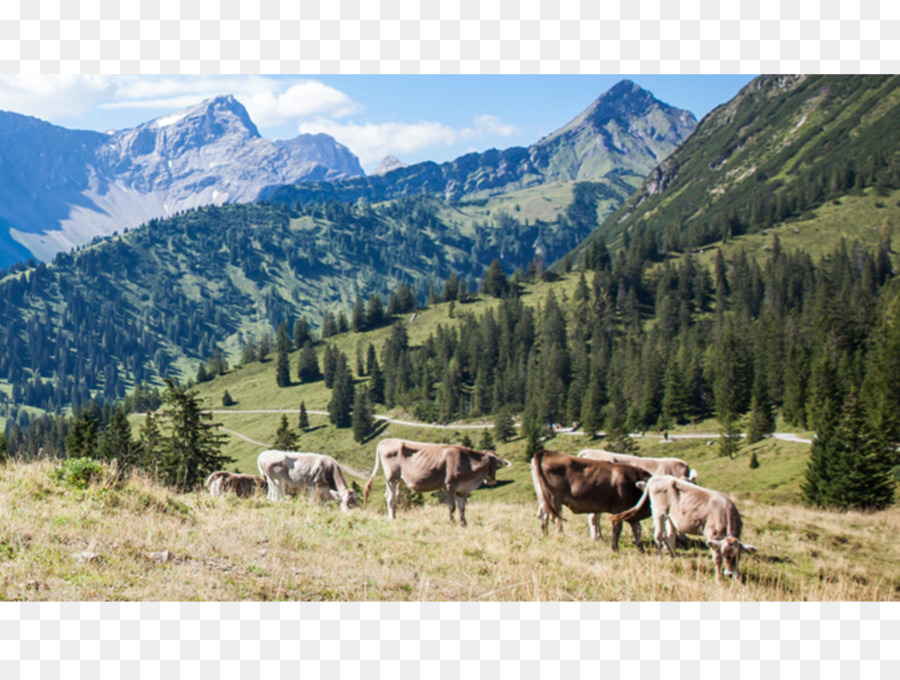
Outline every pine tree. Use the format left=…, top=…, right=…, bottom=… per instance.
left=352, top=387, right=375, bottom=443
left=222, top=390, right=235, bottom=407
left=297, top=341, right=322, bottom=383
left=137, top=410, right=162, bottom=477
left=328, top=353, right=355, bottom=429
left=493, top=408, right=515, bottom=443
left=803, top=392, right=895, bottom=510
left=478, top=428, right=495, bottom=451
left=275, top=321, right=291, bottom=387
left=272, top=414, right=298, bottom=451
left=298, top=401, right=309, bottom=431
left=749, top=450, right=760, bottom=469
left=369, top=355, right=385, bottom=404
left=241, top=334, right=258, bottom=366
left=65, top=406, right=99, bottom=459
left=293, top=317, right=312, bottom=349
left=746, top=367, right=776, bottom=444
left=97, top=406, right=135, bottom=472
left=157, top=379, right=232, bottom=492
left=482, top=259, right=509, bottom=298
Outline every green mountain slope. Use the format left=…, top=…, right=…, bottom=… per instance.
left=0, top=179, right=627, bottom=419
left=573, top=74, right=900, bottom=258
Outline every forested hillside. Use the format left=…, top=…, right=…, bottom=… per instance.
left=573, top=74, right=900, bottom=258
left=0, top=180, right=615, bottom=423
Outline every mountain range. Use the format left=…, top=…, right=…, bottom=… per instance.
left=0, top=95, right=364, bottom=268
left=263, top=79, right=697, bottom=207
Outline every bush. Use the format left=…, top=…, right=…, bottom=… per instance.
left=53, top=457, right=105, bottom=490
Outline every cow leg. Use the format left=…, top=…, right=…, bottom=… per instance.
left=588, top=513, right=603, bottom=541
left=445, top=484, right=457, bottom=523
left=629, top=521, right=644, bottom=553
left=385, top=480, right=400, bottom=519
left=611, top=519, right=622, bottom=552
left=711, top=547, right=723, bottom=583
left=456, top=494, right=468, bottom=528
left=538, top=506, right=549, bottom=535
left=653, top=514, right=670, bottom=557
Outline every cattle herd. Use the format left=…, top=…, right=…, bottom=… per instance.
left=204, top=438, right=756, bottom=582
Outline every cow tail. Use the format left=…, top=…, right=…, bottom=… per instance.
left=204, top=472, right=216, bottom=490
left=532, top=450, right=564, bottom=525
left=610, top=481, right=651, bottom=524
left=363, top=442, right=383, bottom=509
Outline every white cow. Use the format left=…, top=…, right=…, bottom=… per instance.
left=578, top=449, right=698, bottom=483
left=611, top=475, right=757, bottom=581
left=257, top=450, right=359, bottom=512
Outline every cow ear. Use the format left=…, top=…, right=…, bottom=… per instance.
left=707, top=539, right=723, bottom=550
left=740, top=543, right=758, bottom=554
left=636, top=480, right=647, bottom=490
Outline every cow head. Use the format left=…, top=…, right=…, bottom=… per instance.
left=482, top=451, right=511, bottom=486
left=330, top=488, right=360, bottom=512
left=707, top=537, right=757, bottom=579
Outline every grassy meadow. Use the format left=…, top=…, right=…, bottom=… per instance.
left=1, top=456, right=898, bottom=602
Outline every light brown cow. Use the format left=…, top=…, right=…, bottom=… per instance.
left=362, top=438, right=511, bottom=526
left=257, top=450, right=359, bottom=512
left=578, top=449, right=698, bottom=483
left=531, top=449, right=652, bottom=552
left=611, top=475, right=757, bottom=581
left=205, top=471, right=268, bottom=498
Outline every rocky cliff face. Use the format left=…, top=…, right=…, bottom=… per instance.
left=0, top=95, right=364, bottom=267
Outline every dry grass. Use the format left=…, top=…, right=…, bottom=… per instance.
left=2, top=460, right=897, bottom=602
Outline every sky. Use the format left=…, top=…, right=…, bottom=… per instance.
left=0, top=75, right=756, bottom=173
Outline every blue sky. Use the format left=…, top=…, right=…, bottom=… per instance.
left=0, top=75, right=756, bottom=173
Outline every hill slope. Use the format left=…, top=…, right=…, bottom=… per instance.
left=572, top=74, right=900, bottom=258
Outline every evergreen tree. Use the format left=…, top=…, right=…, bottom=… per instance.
left=275, top=321, right=291, bottom=387
left=272, top=414, right=298, bottom=451
left=293, top=317, right=312, bottom=349
left=297, top=341, right=322, bottom=383
left=222, top=390, right=235, bottom=407
left=195, top=362, right=211, bottom=384
left=803, top=392, right=895, bottom=510
left=298, top=401, right=309, bottom=431
left=493, top=408, right=515, bottom=443
left=157, top=379, right=232, bottom=492
left=328, top=352, right=355, bottom=429
left=137, top=410, right=162, bottom=477
left=322, top=344, right=338, bottom=388
left=257, top=332, right=273, bottom=362
left=352, top=387, right=375, bottom=443
left=65, top=406, right=99, bottom=459
left=351, top=296, right=367, bottom=333
left=482, top=259, right=509, bottom=298
left=97, top=406, right=136, bottom=472
left=749, top=450, right=760, bottom=469
left=369, top=355, right=386, bottom=405
left=241, top=334, right=258, bottom=366
left=862, top=289, right=900, bottom=459
left=366, top=293, right=385, bottom=328
left=478, top=428, right=495, bottom=451
left=746, top=368, right=776, bottom=444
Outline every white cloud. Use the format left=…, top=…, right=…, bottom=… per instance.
left=298, top=115, right=522, bottom=168
left=0, top=75, right=115, bottom=121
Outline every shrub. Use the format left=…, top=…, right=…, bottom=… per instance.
left=53, top=457, right=105, bottom=490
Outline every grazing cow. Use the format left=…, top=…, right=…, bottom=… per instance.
left=578, top=449, right=698, bottom=483
left=362, top=438, right=511, bottom=526
left=257, top=450, right=359, bottom=512
left=531, top=449, right=651, bottom=552
left=610, top=475, right=757, bottom=581
left=205, top=471, right=267, bottom=498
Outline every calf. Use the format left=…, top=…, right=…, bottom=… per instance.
left=257, top=450, right=359, bottom=512
left=611, top=475, right=757, bottom=581
left=531, top=449, right=651, bottom=552
left=205, top=471, right=267, bottom=498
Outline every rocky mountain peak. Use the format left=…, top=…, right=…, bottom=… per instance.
left=372, top=155, right=408, bottom=176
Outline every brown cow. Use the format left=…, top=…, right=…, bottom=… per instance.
left=205, top=471, right=267, bottom=498
left=257, top=450, right=359, bottom=512
left=362, top=438, right=511, bottom=526
left=611, top=475, right=757, bottom=581
left=531, top=449, right=651, bottom=552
